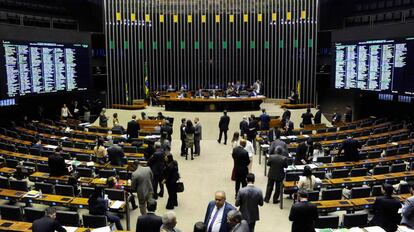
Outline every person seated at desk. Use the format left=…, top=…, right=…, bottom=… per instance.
left=297, top=165, right=321, bottom=192
left=288, top=90, right=299, bottom=104
left=112, top=122, right=125, bottom=134
left=301, top=108, right=314, bottom=128
left=31, top=138, right=43, bottom=151
left=283, top=117, right=294, bottom=135
left=295, top=138, right=313, bottom=165
left=226, top=82, right=235, bottom=96
left=107, top=141, right=125, bottom=166
left=88, top=187, right=123, bottom=230
left=32, top=207, right=66, bottom=232
left=93, top=138, right=108, bottom=164
left=157, top=112, right=165, bottom=120
left=107, top=176, right=138, bottom=210
left=166, top=84, right=175, bottom=92
left=195, top=88, right=204, bottom=98
left=48, top=146, right=68, bottom=177
left=369, top=184, right=401, bottom=232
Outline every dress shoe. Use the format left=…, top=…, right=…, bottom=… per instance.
left=264, top=199, right=269, bottom=203
left=217, top=140, right=220, bottom=143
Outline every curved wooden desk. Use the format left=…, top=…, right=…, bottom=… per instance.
left=163, top=96, right=266, bottom=111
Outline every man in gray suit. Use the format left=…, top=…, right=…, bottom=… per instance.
left=401, top=182, right=414, bottom=228
left=227, top=210, right=250, bottom=232
left=194, top=117, right=202, bottom=156
left=235, top=173, right=263, bottom=232
left=131, top=160, right=154, bottom=215
left=268, top=129, right=288, bottom=156
left=265, top=146, right=288, bottom=204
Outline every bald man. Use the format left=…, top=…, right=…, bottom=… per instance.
left=204, top=191, right=236, bottom=232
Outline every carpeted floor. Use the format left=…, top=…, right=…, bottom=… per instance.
left=92, top=102, right=330, bottom=231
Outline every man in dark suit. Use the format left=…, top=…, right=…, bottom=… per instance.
left=127, top=115, right=140, bottom=140
left=247, top=115, right=259, bottom=150
left=265, top=147, right=288, bottom=204
left=268, top=129, right=288, bottom=156
left=314, top=105, right=322, bottom=124
left=107, top=141, right=125, bottom=166
left=295, top=138, right=313, bottom=165
left=218, top=110, right=230, bottom=145
left=147, top=142, right=165, bottom=199
left=289, top=190, right=318, bottom=232
left=301, top=108, right=314, bottom=127
left=180, top=118, right=186, bottom=156
left=284, top=117, right=294, bottom=135
left=259, top=109, right=271, bottom=130
left=369, top=184, right=401, bottom=232
left=136, top=199, right=162, bottom=232
left=194, top=117, right=202, bottom=156
left=345, top=106, right=353, bottom=123
left=33, top=207, right=66, bottom=232
left=337, top=135, right=362, bottom=162
left=48, top=147, right=68, bottom=177
left=232, top=140, right=251, bottom=196
left=236, top=173, right=263, bottom=232
left=239, top=116, right=249, bottom=138
left=288, top=90, right=299, bottom=104
left=281, top=108, right=291, bottom=126
left=31, top=138, right=43, bottom=151
left=160, top=120, right=173, bottom=142
left=204, top=191, right=235, bottom=232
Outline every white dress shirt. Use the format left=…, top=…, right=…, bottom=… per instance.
left=207, top=203, right=225, bottom=232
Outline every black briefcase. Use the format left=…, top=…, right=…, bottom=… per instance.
left=176, top=181, right=184, bottom=193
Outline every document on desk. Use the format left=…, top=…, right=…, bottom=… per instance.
left=92, top=226, right=111, bottom=232
left=287, top=135, right=297, bottom=139
left=109, top=200, right=124, bottom=209
left=63, top=226, right=78, bottom=232
left=44, top=145, right=58, bottom=149
left=364, top=226, right=386, bottom=232
left=303, top=134, right=310, bottom=138
left=60, top=137, right=68, bottom=140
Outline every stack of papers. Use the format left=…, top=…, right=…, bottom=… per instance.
left=110, top=200, right=124, bottom=209
left=86, top=161, right=95, bottom=166
left=287, top=135, right=297, bottom=139
left=24, top=190, right=39, bottom=198
left=44, top=145, right=58, bottom=150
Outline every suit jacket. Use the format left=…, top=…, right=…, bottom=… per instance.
left=99, top=114, right=108, bottom=127
left=370, top=196, right=401, bottom=232
left=180, top=123, right=186, bottom=140
left=295, top=142, right=312, bottom=165
left=89, top=197, right=108, bottom=215
left=161, top=124, right=173, bottom=141
left=33, top=216, right=66, bottom=232
left=401, top=195, right=414, bottom=228
left=314, top=110, right=322, bottom=124
left=136, top=212, right=163, bottom=232
left=236, top=184, right=264, bottom=223
left=289, top=201, right=318, bottom=232
left=195, top=123, right=202, bottom=141
left=48, top=154, right=68, bottom=177
left=338, top=138, right=361, bottom=162
left=127, top=120, right=140, bottom=138
left=232, top=146, right=250, bottom=179
left=231, top=220, right=250, bottom=232
left=267, top=154, right=288, bottom=181
left=239, top=120, right=249, bottom=137
left=131, top=166, right=154, bottom=199
left=259, top=114, right=271, bottom=130
left=247, top=120, right=258, bottom=140
left=107, top=144, right=125, bottom=165
left=284, top=121, right=294, bottom=135
left=204, top=202, right=235, bottom=232
left=148, top=149, right=165, bottom=176
left=301, top=113, right=314, bottom=126
left=345, top=109, right=352, bottom=122
left=219, top=115, right=230, bottom=131
left=268, top=139, right=288, bottom=156
left=282, top=110, right=291, bottom=121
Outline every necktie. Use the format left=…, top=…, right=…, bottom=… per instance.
left=207, top=208, right=220, bottom=232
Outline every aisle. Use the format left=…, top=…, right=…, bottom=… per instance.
left=96, top=103, right=329, bottom=231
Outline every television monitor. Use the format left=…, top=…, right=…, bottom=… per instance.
left=0, top=40, right=90, bottom=99
left=333, top=37, right=414, bottom=96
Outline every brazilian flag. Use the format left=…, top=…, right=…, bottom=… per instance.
left=144, top=63, right=149, bottom=99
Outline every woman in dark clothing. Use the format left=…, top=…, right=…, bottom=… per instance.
left=185, top=120, right=195, bottom=160
left=88, top=187, right=123, bottom=230
left=165, top=154, right=179, bottom=209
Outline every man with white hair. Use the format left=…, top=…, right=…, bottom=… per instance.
left=160, top=211, right=182, bottom=232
